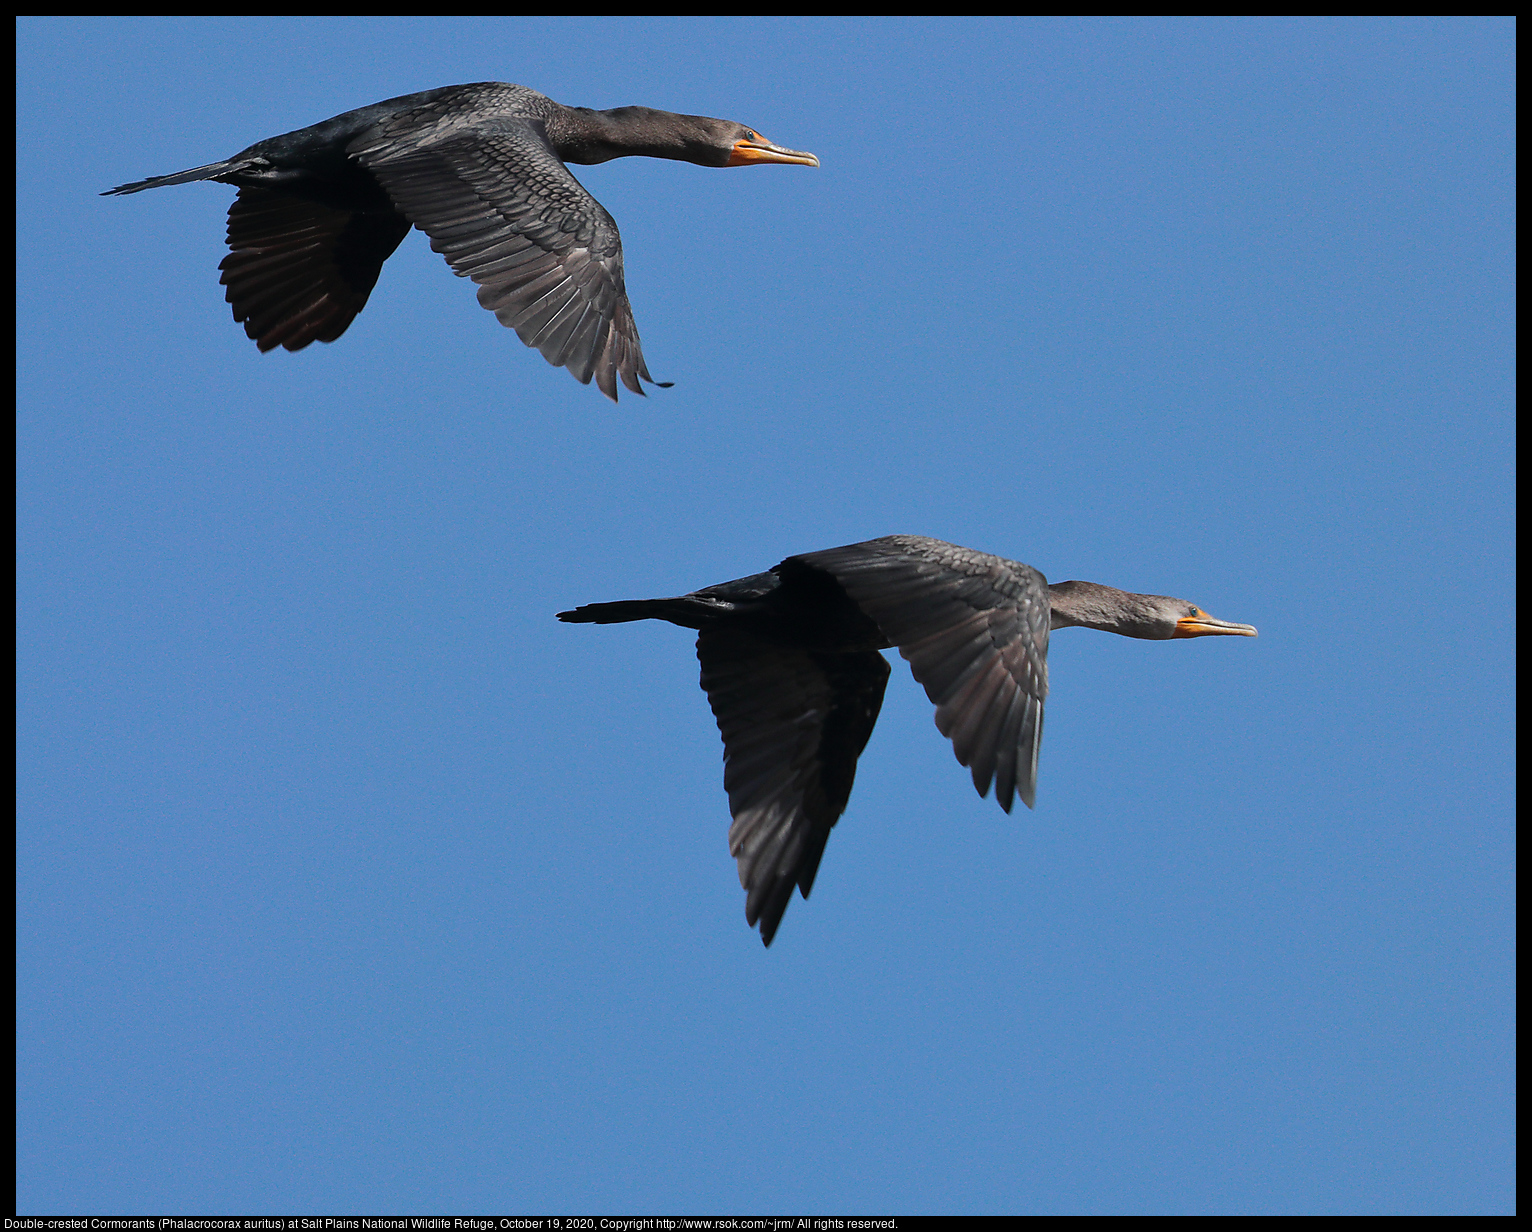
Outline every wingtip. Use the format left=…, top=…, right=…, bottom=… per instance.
left=755, top=910, right=779, bottom=947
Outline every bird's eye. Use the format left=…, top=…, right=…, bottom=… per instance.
left=745, top=130, right=757, bottom=141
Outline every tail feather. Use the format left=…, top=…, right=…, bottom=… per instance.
left=558, top=596, right=726, bottom=629
left=102, top=160, right=246, bottom=196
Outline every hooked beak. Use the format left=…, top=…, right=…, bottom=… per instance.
left=726, top=135, right=820, bottom=168
left=1173, top=609, right=1259, bottom=638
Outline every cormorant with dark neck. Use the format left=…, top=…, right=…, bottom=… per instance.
left=104, top=82, right=818, bottom=400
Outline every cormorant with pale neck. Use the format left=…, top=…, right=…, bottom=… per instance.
left=559, top=535, right=1258, bottom=945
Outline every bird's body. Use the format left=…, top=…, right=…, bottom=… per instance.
left=103, top=82, right=817, bottom=400
left=560, top=535, right=1257, bottom=945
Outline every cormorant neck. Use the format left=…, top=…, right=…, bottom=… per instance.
left=551, top=106, right=725, bottom=166
left=1047, top=581, right=1169, bottom=639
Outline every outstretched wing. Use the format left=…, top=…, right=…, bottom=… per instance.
left=219, top=187, right=411, bottom=352
left=795, top=536, right=1051, bottom=812
left=697, top=626, right=890, bottom=946
left=349, top=112, right=662, bottom=401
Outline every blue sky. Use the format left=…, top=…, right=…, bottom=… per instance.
left=17, top=17, right=1514, bottom=1215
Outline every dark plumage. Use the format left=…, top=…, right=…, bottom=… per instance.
left=103, top=82, right=818, bottom=400
left=559, top=535, right=1258, bottom=945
